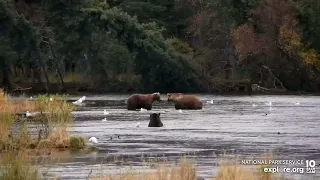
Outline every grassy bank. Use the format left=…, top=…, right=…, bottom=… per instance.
left=0, top=90, right=90, bottom=179
left=0, top=93, right=86, bottom=151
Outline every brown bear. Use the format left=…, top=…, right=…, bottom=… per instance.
left=127, top=92, right=161, bottom=110
left=167, top=93, right=203, bottom=110
left=148, top=113, right=163, bottom=127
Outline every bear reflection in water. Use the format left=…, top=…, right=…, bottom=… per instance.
left=148, top=113, right=163, bottom=127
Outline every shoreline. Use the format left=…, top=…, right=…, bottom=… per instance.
left=22, top=90, right=320, bottom=97
left=6, top=82, right=320, bottom=97
left=6, top=83, right=320, bottom=97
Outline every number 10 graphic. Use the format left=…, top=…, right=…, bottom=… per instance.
left=306, top=160, right=316, bottom=168
left=305, top=160, right=316, bottom=174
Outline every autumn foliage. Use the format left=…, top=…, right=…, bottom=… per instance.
left=232, top=23, right=270, bottom=59
left=229, top=0, right=320, bottom=90
left=1, top=0, right=320, bottom=93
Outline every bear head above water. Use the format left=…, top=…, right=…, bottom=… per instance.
left=148, top=113, right=163, bottom=127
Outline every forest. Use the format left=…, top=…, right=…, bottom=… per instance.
left=1, top=0, right=320, bottom=94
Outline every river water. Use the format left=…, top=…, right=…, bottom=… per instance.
left=37, top=94, right=319, bottom=180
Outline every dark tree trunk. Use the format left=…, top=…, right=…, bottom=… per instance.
left=225, top=69, right=231, bottom=79
left=48, top=40, right=65, bottom=90
left=33, top=68, right=47, bottom=92
left=247, top=82, right=252, bottom=96
left=71, top=62, right=76, bottom=73
left=33, top=46, right=49, bottom=92
left=2, top=69, right=11, bottom=93
left=42, top=67, right=50, bottom=91
left=65, top=60, right=71, bottom=73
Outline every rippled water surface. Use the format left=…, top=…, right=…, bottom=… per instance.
left=38, top=94, right=320, bottom=180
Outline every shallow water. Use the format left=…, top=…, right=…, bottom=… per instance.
left=36, top=94, right=319, bottom=180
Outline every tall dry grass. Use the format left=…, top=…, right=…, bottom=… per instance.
left=89, top=154, right=284, bottom=180
left=0, top=93, right=82, bottom=180
left=0, top=88, right=4, bottom=97
left=214, top=153, right=283, bottom=180
left=0, top=95, right=37, bottom=114
left=0, top=150, right=39, bottom=180
left=90, top=157, right=196, bottom=180
left=35, top=94, right=74, bottom=124
left=0, top=92, right=40, bottom=179
left=0, top=95, right=15, bottom=143
left=0, top=93, right=78, bottom=151
left=0, top=88, right=37, bottom=114
left=0, top=123, right=49, bottom=180
left=215, top=162, right=277, bottom=180
left=34, top=94, right=75, bottom=148
left=0, top=91, right=35, bottom=152
left=14, top=98, right=37, bottom=113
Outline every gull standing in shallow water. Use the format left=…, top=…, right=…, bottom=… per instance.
left=140, top=108, right=147, bottom=112
left=89, top=137, right=98, bottom=144
left=72, top=96, right=86, bottom=105
left=26, top=111, right=39, bottom=117
left=265, top=101, right=272, bottom=106
left=26, top=111, right=33, bottom=117
left=102, top=109, right=109, bottom=122
left=206, top=100, right=213, bottom=104
left=103, top=109, right=110, bottom=115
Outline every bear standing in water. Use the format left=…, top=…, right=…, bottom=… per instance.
left=167, top=93, right=202, bottom=110
left=127, top=92, right=161, bottom=110
left=148, top=113, right=163, bottom=127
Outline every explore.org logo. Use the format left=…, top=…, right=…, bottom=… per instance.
left=241, top=159, right=317, bottom=174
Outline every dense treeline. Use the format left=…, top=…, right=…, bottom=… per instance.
left=0, top=0, right=320, bottom=93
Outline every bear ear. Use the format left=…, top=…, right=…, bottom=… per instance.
left=158, top=113, right=160, bottom=116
